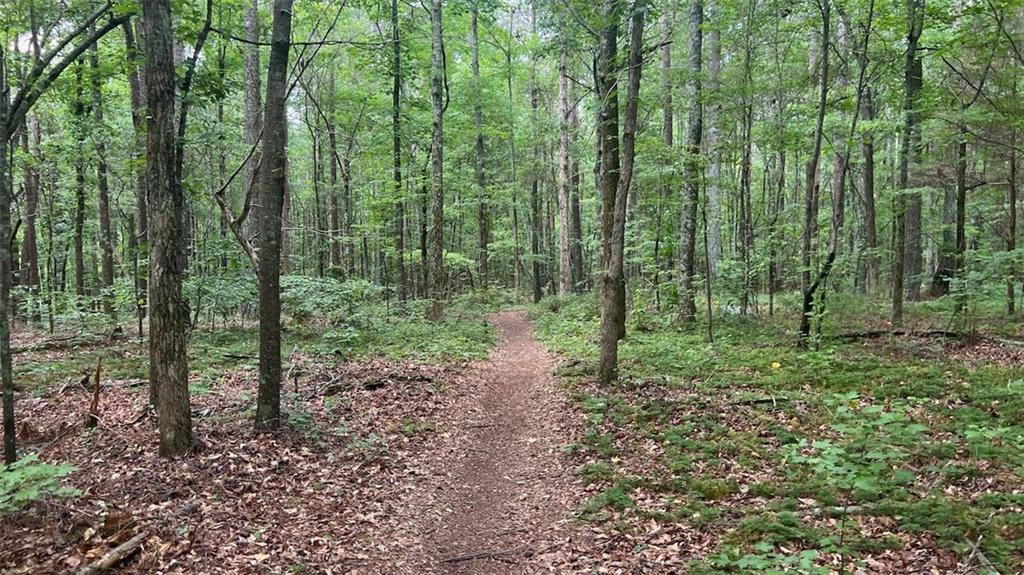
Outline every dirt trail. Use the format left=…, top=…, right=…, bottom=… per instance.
left=367, top=311, right=580, bottom=574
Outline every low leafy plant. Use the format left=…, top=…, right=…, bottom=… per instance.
left=1, top=454, right=78, bottom=515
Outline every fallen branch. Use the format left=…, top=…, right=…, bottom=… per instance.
left=730, top=396, right=790, bottom=407
left=76, top=531, right=148, bottom=575
left=833, top=329, right=962, bottom=342
left=964, top=535, right=1001, bottom=575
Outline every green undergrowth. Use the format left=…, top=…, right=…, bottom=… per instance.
left=15, top=287, right=504, bottom=395
left=533, top=293, right=1024, bottom=573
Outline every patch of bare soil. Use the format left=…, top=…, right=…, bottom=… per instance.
left=356, top=311, right=589, bottom=574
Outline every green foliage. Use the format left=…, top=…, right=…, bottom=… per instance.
left=1, top=454, right=78, bottom=515
left=533, top=293, right=1024, bottom=572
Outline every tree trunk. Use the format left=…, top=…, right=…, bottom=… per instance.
left=570, top=108, right=584, bottom=292
left=73, top=64, right=87, bottom=299
left=892, top=0, right=924, bottom=327
left=21, top=117, right=40, bottom=316
left=427, top=0, right=445, bottom=321
left=705, top=1, right=722, bottom=277
left=1, top=46, right=16, bottom=464
left=556, top=34, right=573, bottom=295
left=392, top=0, right=407, bottom=303
left=255, top=0, right=292, bottom=432
left=738, top=1, right=756, bottom=314
left=327, top=70, right=341, bottom=269
left=598, top=0, right=645, bottom=384
left=90, top=41, right=115, bottom=318
left=143, top=0, right=192, bottom=456
left=678, top=0, right=702, bottom=323
left=596, top=0, right=622, bottom=384
left=1009, top=131, right=1017, bottom=316
left=861, top=88, right=878, bottom=292
left=802, top=3, right=829, bottom=297
left=471, top=4, right=489, bottom=292
left=528, top=2, right=543, bottom=304
left=953, top=121, right=967, bottom=314
left=123, top=22, right=148, bottom=326
left=243, top=0, right=262, bottom=232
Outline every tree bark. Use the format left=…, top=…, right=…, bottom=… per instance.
left=861, top=89, right=878, bottom=292
left=557, top=32, right=572, bottom=295
left=90, top=41, right=115, bottom=317
left=327, top=70, right=341, bottom=269
left=427, top=0, right=446, bottom=320
left=21, top=117, right=40, bottom=314
left=73, top=64, right=87, bottom=299
left=569, top=107, right=584, bottom=291
left=596, top=0, right=623, bottom=384
left=892, top=0, right=924, bottom=327
left=678, top=0, right=703, bottom=323
left=953, top=120, right=967, bottom=314
left=598, top=0, right=645, bottom=384
left=528, top=2, right=543, bottom=304
left=1009, top=131, right=1017, bottom=316
left=143, top=0, right=192, bottom=456
left=255, top=0, right=293, bottom=431
left=471, top=3, right=489, bottom=292
left=244, top=0, right=262, bottom=233
left=124, top=22, right=148, bottom=326
left=392, top=0, right=407, bottom=303
left=705, top=1, right=722, bottom=277
left=1, top=46, right=16, bottom=464
left=802, top=2, right=829, bottom=297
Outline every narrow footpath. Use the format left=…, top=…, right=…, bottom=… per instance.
left=366, top=311, right=582, bottom=574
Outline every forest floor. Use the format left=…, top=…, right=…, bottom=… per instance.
left=0, top=310, right=597, bottom=574
left=3, top=296, right=1024, bottom=574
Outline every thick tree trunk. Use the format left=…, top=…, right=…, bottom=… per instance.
left=90, top=42, right=115, bottom=317
left=678, top=0, right=702, bottom=323
left=143, top=0, right=192, bottom=456
left=427, top=0, right=445, bottom=321
left=392, top=0, right=407, bottom=303
left=255, top=0, right=292, bottom=432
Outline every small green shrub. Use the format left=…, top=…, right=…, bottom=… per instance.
left=1, top=454, right=78, bottom=515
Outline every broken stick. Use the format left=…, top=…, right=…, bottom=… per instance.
left=76, top=531, right=148, bottom=575
left=85, top=357, right=102, bottom=429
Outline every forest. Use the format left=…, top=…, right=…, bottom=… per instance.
left=0, top=0, right=1023, bottom=572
